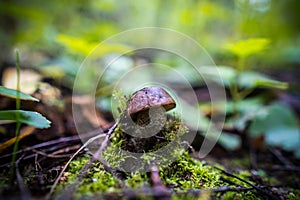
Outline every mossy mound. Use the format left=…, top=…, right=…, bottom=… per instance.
left=54, top=103, right=299, bottom=199
left=56, top=150, right=283, bottom=199
left=56, top=152, right=222, bottom=199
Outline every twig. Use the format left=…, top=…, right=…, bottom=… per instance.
left=212, top=186, right=253, bottom=193
left=219, top=176, right=262, bottom=197
left=46, top=133, right=106, bottom=199
left=93, top=120, right=119, bottom=161
left=270, top=165, right=300, bottom=171
left=54, top=121, right=119, bottom=200
left=212, top=165, right=280, bottom=200
left=269, top=148, right=294, bottom=167
left=47, top=120, right=119, bottom=200
left=32, top=147, right=77, bottom=159
left=219, top=176, right=244, bottom=187
left=102, top=186, right=254, bottom=199
left=0, top=125, right=112, bottom=160
left=50, top=144, right=82, bottom=156
left=0, top=127, right=112, bottom=169
left=34, top=153, right=42, bottom=172
left=150, top=165, right=171, bottom=200
left=174, top=186, right=253, bottom=197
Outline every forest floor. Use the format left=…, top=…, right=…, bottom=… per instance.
left=0, top=66, right=299, bottom=200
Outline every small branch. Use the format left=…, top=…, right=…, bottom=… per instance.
left=213, top=185, right=253, bottom=193
left=50, top=144, right=82, bottom=156
left=103, top=186, right=254, bottom=199
left=175, top=186, right=253, bottom=196
left=0, top=127, right=114, bottom=169
left=213, top=165, right=280, bottom=200
left=0, top=124, right=113, bottom=160
left=93, top=120, right=118, bottom=161
left=47, top=120, right=119, bottom=200
left=31, top=145, right=81, bottom=158
left=270, top=165, right=300, bottom=172
left=46, top=133, right=106, bottom=200
left=269, top=148, right=294, bottom=167
left=150, top=165, right=171, bottom=200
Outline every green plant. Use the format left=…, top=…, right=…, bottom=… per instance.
left=224, top=38, right=281, bottom=113
left=0, top=50, right=51, bottom=178
left=201, top=38, right=299, bottom=157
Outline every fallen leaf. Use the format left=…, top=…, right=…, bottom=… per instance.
left=0, top=126, right=35, bottom=153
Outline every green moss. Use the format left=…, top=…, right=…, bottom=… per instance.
left=57, top=150, right=225, bottom=199
left=172, top=193, right=199, bottom=200
left=287, top=189, right=300, bottom=200
left=102, top=117, right=189, bottom=171
left=55, top=112, right=261, bottom=199
left=231, top=156, right=251, bottom=168
left=0, top=170, right=10, bottom=189
left=56, top=155, right=120, bottom=198
left=161, top=152, right=222, bottom=190
left=221, top=191, right=259, bottom=200
left=125, top=171, right=148, bottom=188
left=57, top=150, right=282, bottom=200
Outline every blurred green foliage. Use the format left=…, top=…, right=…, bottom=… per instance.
left=206, top=36, right=299, bottom=156
left=224, top=38, right=271, bottom=60
left=0, top=0, right=299, bottom=154
left=0, top=0, right=300, bottom=66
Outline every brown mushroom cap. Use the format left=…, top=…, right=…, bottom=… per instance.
left=127, top=86, right=176, bottom=117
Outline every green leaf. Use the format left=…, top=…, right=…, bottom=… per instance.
left=200, top=65, right=235, bottom=87
left=265, top=128, right=299, bottom=152
left=218, top=132, right=241, bottom=151
left=202, top=66, right=288, bottom=90
left=238, top=71, right=288, bottom=89
left=56, top=34, right=98, bottom=56
left=249, top=102, right=298, bottom=136
left=0, top=86, right=39, bottom=101
left=249, top=102, right=300, bottom=157
left=224, top=38, right=271, bottom=58
left=56, top=34, right=131, bottom=56
left=199, top=97, right=264, bottom=117
left=253, top=79, right=288, bottom=90
left=0, top=110, right=51, bottom=129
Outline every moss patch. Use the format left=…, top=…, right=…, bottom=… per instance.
left=55, top=117, right=256, bottom=199
left=58, top=149, right=292, bottom=200
left=56, top=152, right=223, bottom=199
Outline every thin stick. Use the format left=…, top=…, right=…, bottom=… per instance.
left=0, top=126, right=108, bottom=161
left=213, top=165, right=280, bottom=200
left=46, top=133, right=106, bottom=199
left=31, top=144, right=81, bottom=158
left=53, top=120, right=119, bottom=200
left=269, top=148, right=294, bottom=167
left=150, top=165, right=171, bottom=200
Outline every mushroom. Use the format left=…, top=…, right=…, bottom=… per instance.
left=127, top=86, right=176, bottom=125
